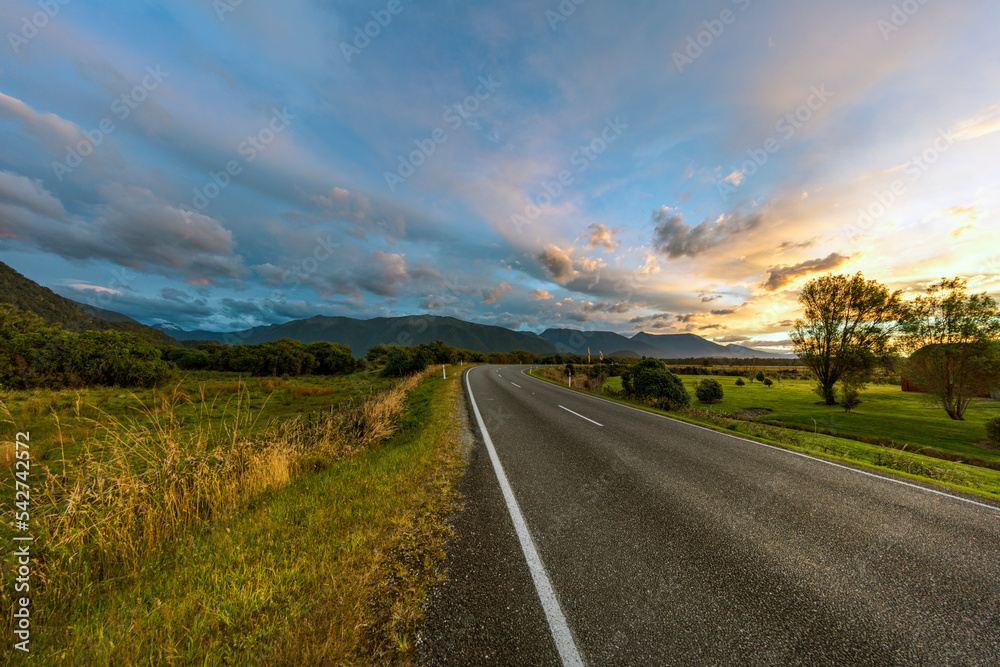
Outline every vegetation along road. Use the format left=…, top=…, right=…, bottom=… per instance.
left=421, top=365, right=1000, bottom=665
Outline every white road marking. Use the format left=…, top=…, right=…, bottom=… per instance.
left=519, top=369, right=1000, bottom=513
left=466, top=368, right=584, bottom=667
left=511, top=382, right=521, bottom=388
left=558, top=405, right=603, bottom=427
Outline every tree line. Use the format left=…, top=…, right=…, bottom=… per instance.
left=1, top=304, right=172, bottom=389
left=790, top=274, right=1000, bottom=420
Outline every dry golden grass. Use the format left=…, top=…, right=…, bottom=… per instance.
left=0, top=369, right=435, bottom=645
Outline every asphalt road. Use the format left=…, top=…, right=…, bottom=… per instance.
left=419, top=365, right=1000, bottom=666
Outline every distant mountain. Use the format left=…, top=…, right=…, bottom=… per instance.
left=630, top=332, right=793, bottom=359
left=156, top=315, right=558, bottom=357
left=630, top=332, right=730, bottom=358
left=540, top=328, right=676, bottom=359
left=723, top=343, right=794, bottom=360
left=0, top=261, right=180, bottom=346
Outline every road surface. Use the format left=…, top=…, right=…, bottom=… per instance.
left=419, top=365, right=1000, bottom=665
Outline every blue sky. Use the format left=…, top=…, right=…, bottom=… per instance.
left=2, top=0, right=999, bottom=349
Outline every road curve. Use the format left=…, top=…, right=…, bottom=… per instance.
left=420, top=365, right=1000, bottom=666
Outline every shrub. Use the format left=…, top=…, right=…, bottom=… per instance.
left=735, top=378, right=745, bottom=387
left=622, top=358, right=690, bottom=409
left=695, top=378, right=724, bottom=404
left=763, top=378, right=773, bottom=388
left=987, top=417, right=1000, bottom=444
left=755, top=371, right=766, bottom=382
left=840, top=388, right=862, bottom=413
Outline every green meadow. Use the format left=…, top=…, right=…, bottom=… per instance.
left=602, top=375, right=1000, bottom=467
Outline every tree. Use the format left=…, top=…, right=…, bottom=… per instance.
left=897, top=278, right=1000, bottom=420
left=622, top=358, right=690, bottom=409
left=755, top=370, right=766, bottom=382
left=763, top=378, right=773, bottom=388
left=735, top=378, right=745, bottom=388
left=695, top=378, right=724, bottom=403
left=790, top=273, right=902, bottom=405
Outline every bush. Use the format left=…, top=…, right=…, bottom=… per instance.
left=987, top=417, right=1000, bottom=444
left=763, top=378, right=773, bottom=388
left=381, top=348, right=426, bottom=377
left=622, top=358, right=690, bottom=409
left=840, top=389, right=862, bottom=413
left=755, top=371, right=766, bottom=382
left=695, top=378, right=724, bottom=404
left=735, top=378, right=745, bottom=387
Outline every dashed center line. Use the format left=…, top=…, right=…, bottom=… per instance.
left=511, top=382, right=521, bottom=388
left=558, top=405, right=603, bottom=427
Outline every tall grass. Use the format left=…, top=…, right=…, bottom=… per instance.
left=1, top=370, right=430, bottom=638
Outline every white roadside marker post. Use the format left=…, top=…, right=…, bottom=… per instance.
left=443, top=364, right=447, bottom=379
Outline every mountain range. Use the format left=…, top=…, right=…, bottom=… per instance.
left=541, top=330, right=792, bottom=360
left=154, top=315, right=559, bottom=356
left=157, top=318, right=792, bottom=359
left=1, top=260, right=792, bottom=359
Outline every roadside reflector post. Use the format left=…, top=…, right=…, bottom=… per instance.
left=443, top=364, right=447, bottom=379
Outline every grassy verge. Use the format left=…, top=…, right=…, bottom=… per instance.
left=530, top=368, right=1000, bottom=502
left=1, top=369, right=465, bottom=664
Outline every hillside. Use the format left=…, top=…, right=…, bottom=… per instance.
left=0, top=261, right=180, bottom=346
left=540, top=328, right=676, bottom=359
left=630, top=332, right=792, bottom=359
left=157, top=315, right=558, bottom=357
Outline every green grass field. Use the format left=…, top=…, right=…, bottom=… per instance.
left=0, top=371, right=394, bottom=474
left=602, top=375, right=1000, bottom=466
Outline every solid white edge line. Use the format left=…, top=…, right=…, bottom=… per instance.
left=558, top=405, right=604, bottom=427
left=521, top=368, right=1000, bottom=513
left=466, top=368, right=585, bottom=666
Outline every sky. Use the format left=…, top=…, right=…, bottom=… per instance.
left=1, top=0, right=999, bottom=350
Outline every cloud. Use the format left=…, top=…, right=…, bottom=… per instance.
left=723, top=170, right=745, bottom=186
left=529, top=288, right=553, bottom=301
left=762, top=252, right=851, bottom=291
left=583, top=223, right=620, bottom=252
left=710, top=309, right=736, bottom=316
left=700, top=294, right=723, bottom=303
left=537, top=244, right=577, bottom=283
left=629, top=313, right=672, bottom=324
left=776, top=238, right=818, bottom=255
left=651, top=208, right=762, bottom=259
left=0, top=92, right=85, bottom=153
left=714, top=335, right=751, bottom=343
left=953, top=104, right=1000, bottom=141
left=0, top=170, right=66, bottom=218
left=482, top=280, right=512, bottom=303
left=0, top=184, right=244, bottom=283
